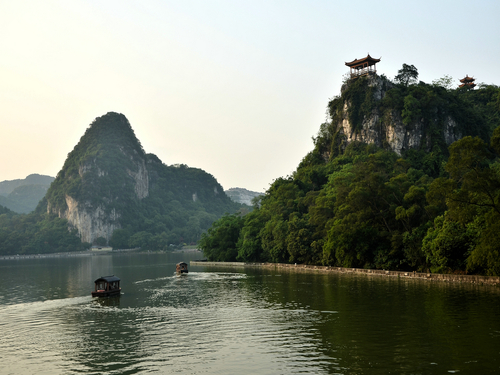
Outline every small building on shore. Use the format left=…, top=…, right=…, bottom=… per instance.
left=91, top=246, right=113, bottom=251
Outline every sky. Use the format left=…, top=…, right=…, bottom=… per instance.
left=1, top=0, right=499, bottom=193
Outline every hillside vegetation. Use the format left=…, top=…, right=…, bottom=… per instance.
left=200, top=69, right=500, bottom=275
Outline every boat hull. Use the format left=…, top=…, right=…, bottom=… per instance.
left=91, top=288, right=121, bottom=297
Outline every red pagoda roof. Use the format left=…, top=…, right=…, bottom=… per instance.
left=345, top=54, right=381, bottom=68
left=460, top=75, right=475, bottom=83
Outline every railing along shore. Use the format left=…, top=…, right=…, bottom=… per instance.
left=190, top=261, right=500, bottom=286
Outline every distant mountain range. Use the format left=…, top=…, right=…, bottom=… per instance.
left=224, top=187, right=263, bottom=206
left=0, top=174, right=55, bottom=213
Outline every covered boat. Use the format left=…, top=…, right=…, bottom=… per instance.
left=176, top=262, right=188, bottom=274
left=91, top=275, right=121, bottom=297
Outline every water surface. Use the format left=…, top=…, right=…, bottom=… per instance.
left=0, top=252, right=499, bottom=374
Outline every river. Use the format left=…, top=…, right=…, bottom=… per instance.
left=0, top=251, right=499, bottom=374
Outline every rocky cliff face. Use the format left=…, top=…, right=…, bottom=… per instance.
left=62, top=195, right=121, bottom=244
left=326, top=75, right=465, bottom=158
left=51, top=158, right=149, bottom=244
left=127, top=158, right=149, bottom=199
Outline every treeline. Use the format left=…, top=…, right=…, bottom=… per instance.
left=200, top=72, right=500, bottom=275
left=0, top=205, right=88, bottom=255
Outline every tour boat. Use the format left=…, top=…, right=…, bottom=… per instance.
left=91, top=275, right=121, bottom=297
left=176, top=262, right=188, bottom=274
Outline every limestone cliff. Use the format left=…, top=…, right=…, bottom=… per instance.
left=313, top=74, right=485, bottom=162
left=63, top=195, right=121, bottom=244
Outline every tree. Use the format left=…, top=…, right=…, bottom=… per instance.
left=394, top=64, right=419, bottom=86
left=432, top=75, right=454, bottom=90
left=128, top=231, right=153, bottom=249
left=426, top=132, right=500, bottom=275
left=402, top=94, right=421, bottom=125
left=422, top=215, right=472, bottom=273
left=199, top=214, right=244, bottom=261
left=236, top=209, right=268, bottom=262
left=109, top=229, right=131, bottom=249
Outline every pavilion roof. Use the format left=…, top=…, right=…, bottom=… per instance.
left=345, top=54, right=381, bottom=68
left=460, top=75, right=475, bottom=83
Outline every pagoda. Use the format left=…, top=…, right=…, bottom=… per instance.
left=345, top=54, right=381, bottom=79
left=459, top=75, right=476, bottom=89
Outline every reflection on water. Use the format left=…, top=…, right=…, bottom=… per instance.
left=0, top=253, right=499, bottom=374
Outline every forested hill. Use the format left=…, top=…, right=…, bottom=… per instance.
left=0, top=112, right=241, bottom=255
left=43, top=112, right=241, bottom=247
left=199, top=68, right=500, bottom=276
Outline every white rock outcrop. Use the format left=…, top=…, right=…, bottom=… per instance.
left=49, top=156, right=149, bottom=244
left=63, top=195, right=120, bottom=244
left=336, top=75, right=461, bottom=155
left=225, top=188, right=263, bottom=206
left=127, top=159, right=149, bottom=199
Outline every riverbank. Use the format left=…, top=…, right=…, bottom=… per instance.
left=190, top=261, right=500, bottom=286
left=0, top=247, right=201, bottom=261
left=0, top=248, right=139, bottom=261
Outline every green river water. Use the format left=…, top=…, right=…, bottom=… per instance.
left=0, top=251, right=499, bottom=374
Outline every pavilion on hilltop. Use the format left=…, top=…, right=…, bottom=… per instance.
left=459, top=75, right=476, bottom=89
left=345, top=54, right=381, bottom=79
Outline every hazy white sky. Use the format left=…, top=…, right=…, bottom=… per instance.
left=1, top=0, right=499, bottom=192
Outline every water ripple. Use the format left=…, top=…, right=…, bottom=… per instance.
left=2, top=258, right=499, bottom=375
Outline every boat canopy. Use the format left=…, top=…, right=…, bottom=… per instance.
left=94, top=275, right=121, bottom=283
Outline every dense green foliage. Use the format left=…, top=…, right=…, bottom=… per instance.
left=200, top=72, right=500, bottom=275
left=0, top=209, right=89, bottom=255
left=199, top=214, right=244, bottom=261
left=113, top=158, right=242, bottom=249
left=318, top=74, right=493, bottom=164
